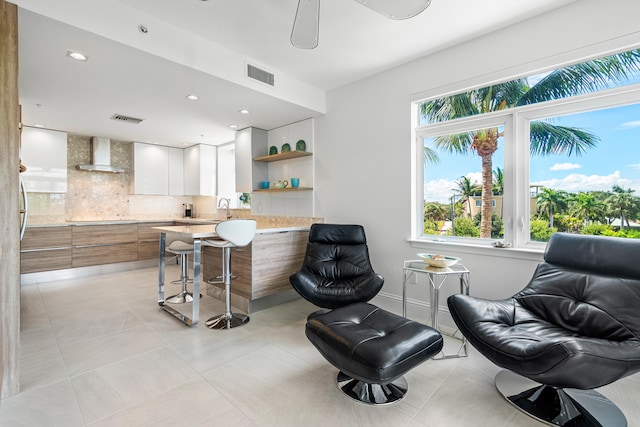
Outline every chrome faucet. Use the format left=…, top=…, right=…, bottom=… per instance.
left=218, top=198, right=231, bottom=219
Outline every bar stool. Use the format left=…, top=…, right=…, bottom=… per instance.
left=165, top=240, right=199, bottom=304
left=202, top=219, right=257, bottom=329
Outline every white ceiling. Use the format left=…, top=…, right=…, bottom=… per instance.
left=16, top=0, right=574, bottom=147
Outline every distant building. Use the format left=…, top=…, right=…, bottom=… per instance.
left=461, top=193, right=538, bottom=219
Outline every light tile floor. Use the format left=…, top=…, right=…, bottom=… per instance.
left=2, top=266, right=639, bottom=426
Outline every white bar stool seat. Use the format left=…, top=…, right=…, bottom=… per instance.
left=202, top=219, right=257, bottom=329
left=165, top=240, right=200, bottom=304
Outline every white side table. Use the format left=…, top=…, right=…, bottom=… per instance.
left=402, top=260, right=470, bottom=359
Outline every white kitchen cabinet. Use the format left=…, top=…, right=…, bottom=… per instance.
left=132, top=142, right=168, bottom=195
left=168, top=147, right=184, bottom=196
left=235, top=127, right=268, bottom=193
left=184, top=144, right=217, bottom=196
left=21, top=126, right=68, bottom=193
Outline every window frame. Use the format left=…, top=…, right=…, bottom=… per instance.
left=413, top=81, right=640, bottom=250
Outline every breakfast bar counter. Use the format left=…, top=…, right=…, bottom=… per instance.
left=154, top=219, right=318, bottom=326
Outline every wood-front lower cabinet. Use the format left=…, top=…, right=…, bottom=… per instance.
left=72, top=223, right=138, bottom=268
left=137, top=222, right=174, bottom=260
left=203, top=230, right=308, bottom=300
left=20, top=226, right=73, bottom=273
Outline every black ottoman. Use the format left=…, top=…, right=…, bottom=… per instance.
left=306, top=302, right=443, bottom=405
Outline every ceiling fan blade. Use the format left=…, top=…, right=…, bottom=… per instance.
left=291, top=0, right=320, bottom=49
left=354, top=0, right=431, bottom=20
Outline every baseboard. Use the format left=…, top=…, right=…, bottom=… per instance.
left=20, top=259, right=159, bottom=286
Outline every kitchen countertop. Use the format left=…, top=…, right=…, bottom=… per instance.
left=26, top=216, right=323, bottom=232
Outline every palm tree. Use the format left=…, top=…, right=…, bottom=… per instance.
left=492, top=167, right=504, bottom=196
left=421, top=49, right=640, bottom=238
left=536, top=187, right=568, bottom=228
left=453, top=176, right=481, bottom=217
left=571, top=192, right=604, bottom=226
left=607, top=185, right=640, bottom=229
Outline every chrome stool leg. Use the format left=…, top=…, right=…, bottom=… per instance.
left=205, top=247, right=249, bottom=329
left=166, top=252, right=201, bottom=304
left=170, top=253, right=192, bottom=285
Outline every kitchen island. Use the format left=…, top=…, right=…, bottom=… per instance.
left=153, top=220, right=314, bottom=326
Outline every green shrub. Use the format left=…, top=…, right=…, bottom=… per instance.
left=453, top=217, right=480, bottom=237
left=530, top=219, right=556, bottom=242
left=423, top=220, right=440, bottom=235
left=581, top=223, right=613, bottom=235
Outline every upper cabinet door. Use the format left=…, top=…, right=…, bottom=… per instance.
left=184, top=144, right=217, bottom=196
left=235, top=127, right=268, bottom=192
left=21, top=126, right=68, bottom=193
left=132, top=142, right=169, bottom=195
left=168, top=147, right=184, bottom=196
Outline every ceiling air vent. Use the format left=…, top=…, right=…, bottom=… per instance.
left=110, top=114, right=144, bottom=124
left=247, top=64, right=275, bottom=86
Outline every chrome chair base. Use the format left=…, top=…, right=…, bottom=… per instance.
left=165, top=291, right=201, bottom=304
left=336, top=371, right=408, bottom=405
left=495, top=370, right=627, bottom=427
left=205, top=313, right=249, bottom=329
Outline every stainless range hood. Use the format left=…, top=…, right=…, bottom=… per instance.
left=76, top=137, right=126, bottom=173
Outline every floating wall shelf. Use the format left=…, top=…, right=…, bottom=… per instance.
left=253, top=187, right=313, bottom=193
left=253, top=151, right=312, bottom=162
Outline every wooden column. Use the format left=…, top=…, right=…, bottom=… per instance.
left=0, top=0, right=21, bottom=398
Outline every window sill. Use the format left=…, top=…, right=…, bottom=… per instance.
left=407, top=238, right=545, bottom=262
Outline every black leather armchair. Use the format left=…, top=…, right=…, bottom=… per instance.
left=289, top=223, right=384, bottom=309
left=448, top=233, right=640, bottom=426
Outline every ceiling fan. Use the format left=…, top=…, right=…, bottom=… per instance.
left=291, top=0, right=432, bottom=49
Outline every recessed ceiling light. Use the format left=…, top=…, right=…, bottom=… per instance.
left=186, top=94, right=199, bottom=101
left=229, top=124, right=239, bottom=129
left=66, top=50, right=88, bottom=61
left=239, top=109, right=250, bottom=114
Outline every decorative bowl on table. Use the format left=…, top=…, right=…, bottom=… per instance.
left=417, top=253, right=461, bottom=268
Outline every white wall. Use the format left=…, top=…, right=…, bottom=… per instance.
left=314, top=0, right=640, bottom=322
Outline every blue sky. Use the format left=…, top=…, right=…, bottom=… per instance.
left=423, top=102, right=640, bottom=203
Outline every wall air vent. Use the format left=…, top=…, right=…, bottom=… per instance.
left=247, top=64, right=275, bottom=86
left=110, top=114, right=144, bottom=124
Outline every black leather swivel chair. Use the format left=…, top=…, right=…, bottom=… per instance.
left=290, top=224, right=443, bottom=404
left=289, top=223, right=384, bottom=309
left=448, top=233, right=640, bottom=426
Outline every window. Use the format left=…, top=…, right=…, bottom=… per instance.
left=528, top=103, right=640, bottom=242
left=414, top=48, right=640, bottom=248
left=474, top=200, right=497, bottom=207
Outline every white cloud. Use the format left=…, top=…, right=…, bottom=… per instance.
left=466, top=172, right=482, bottom=184
left=535, top=171, right=639, bottom=193
left=550, top=163, right=581, bottom=171
left=627, top=163, right=640, bottom=170
left=620, top=120, right=640, bottom=129
left=424, top=178, right=458, bottom=203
